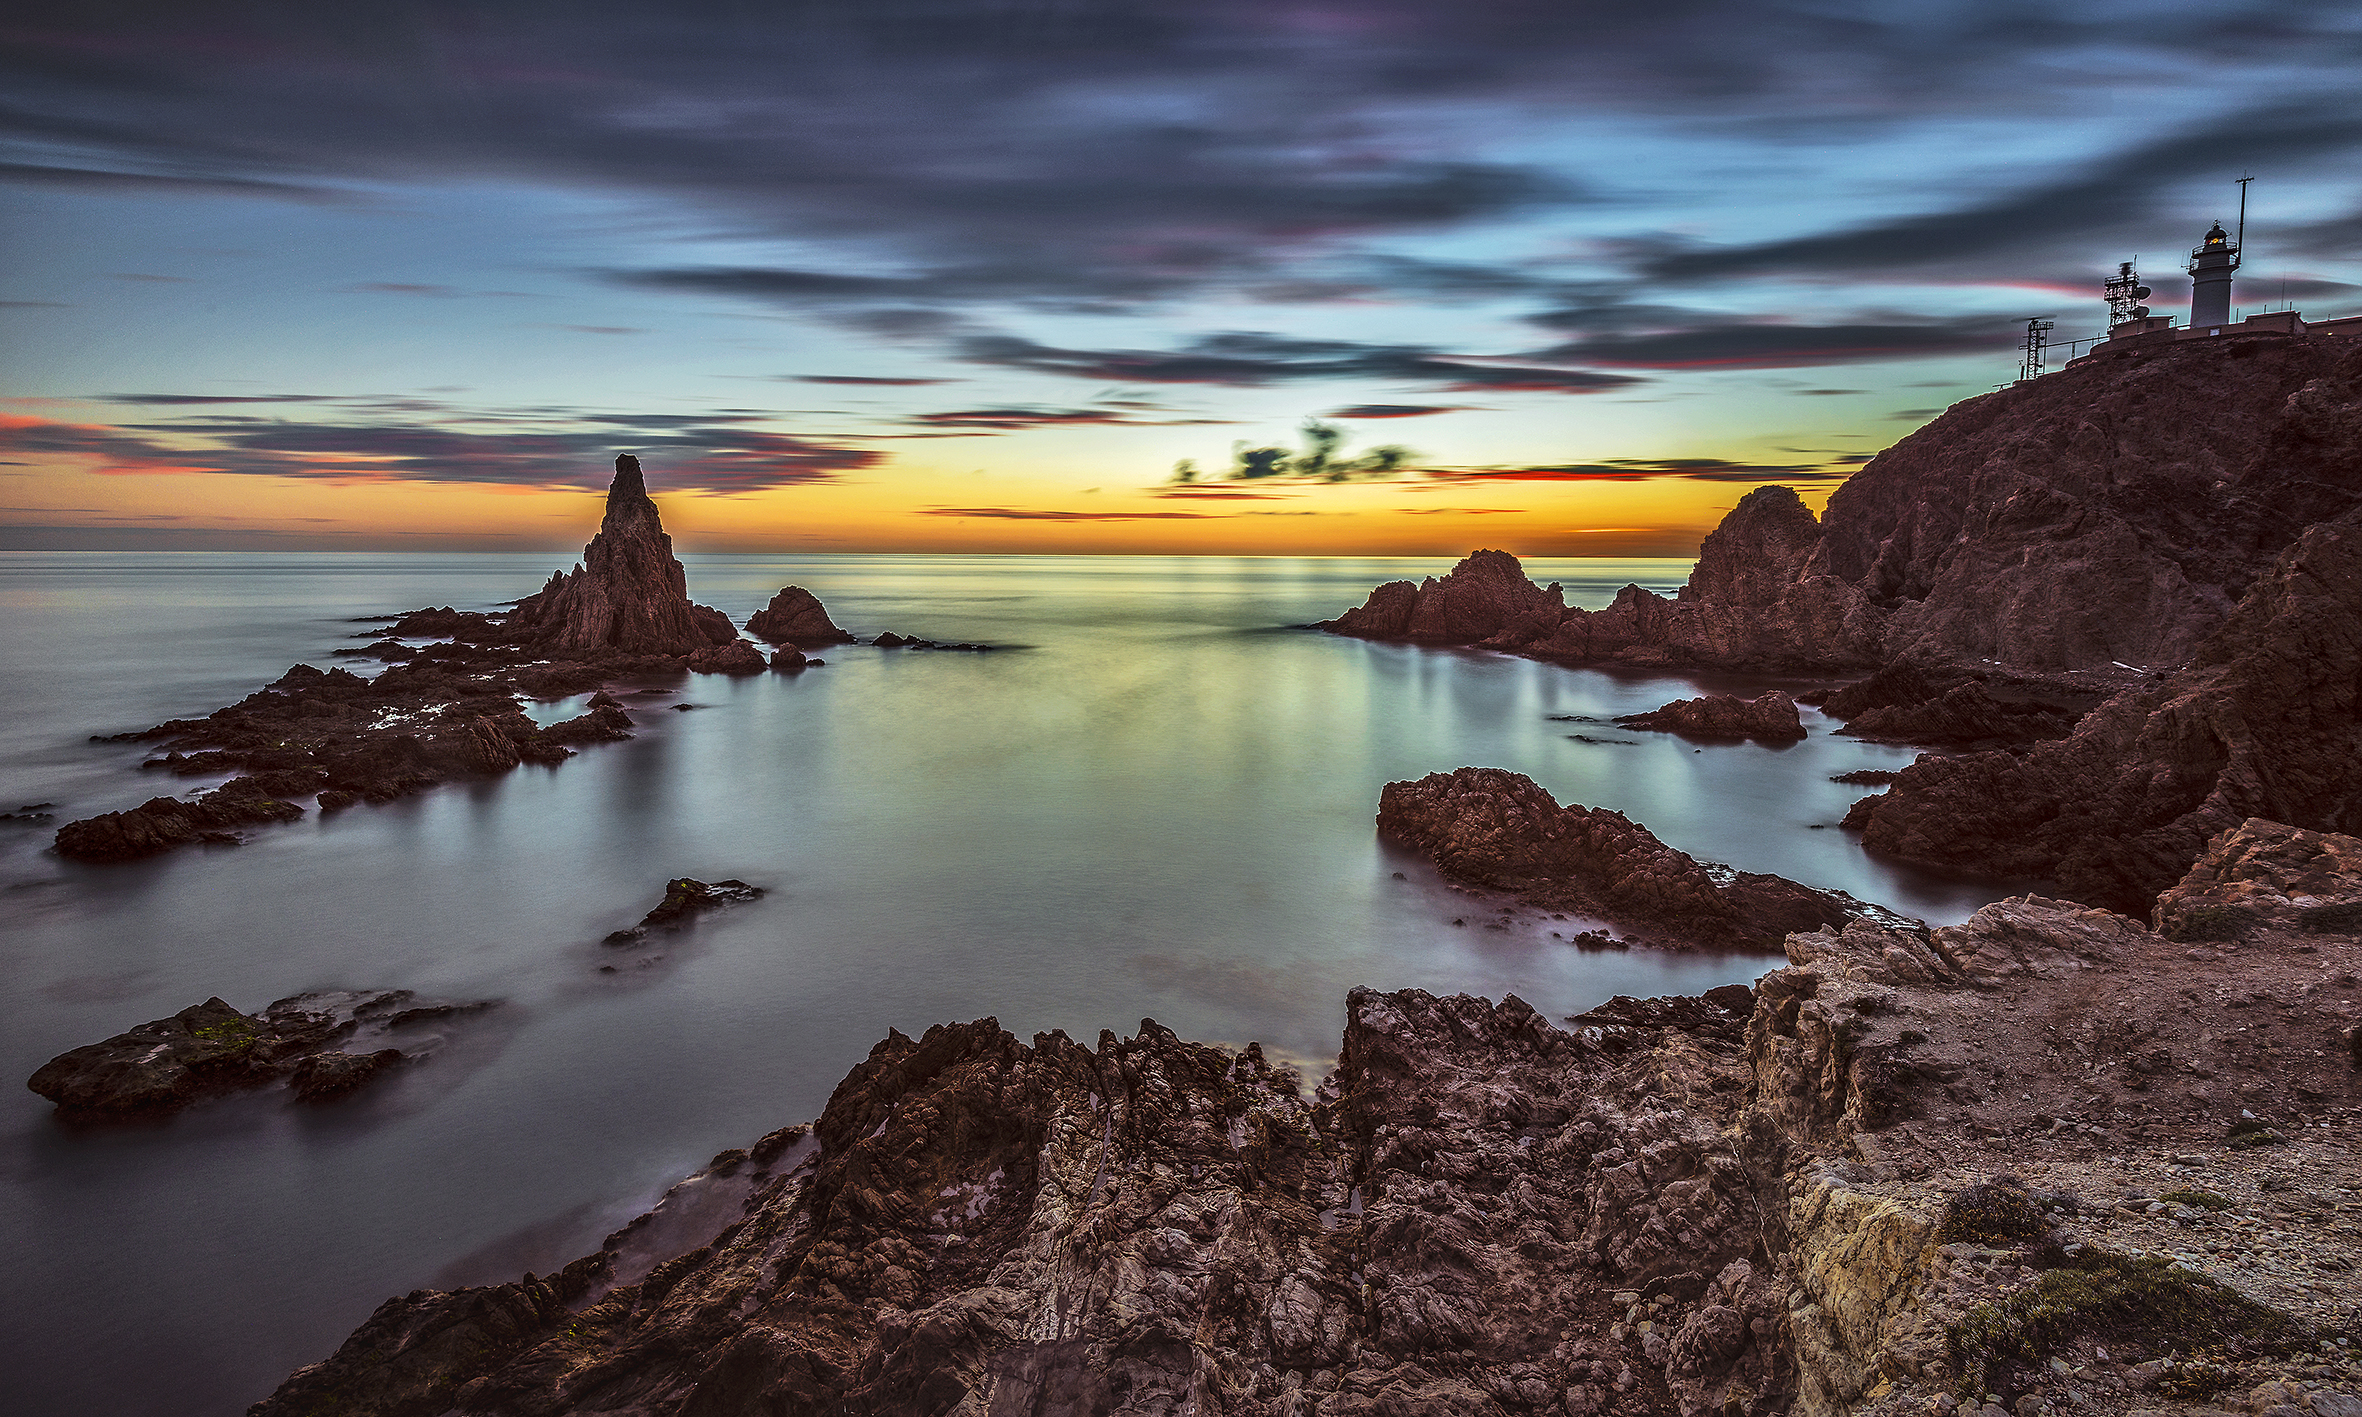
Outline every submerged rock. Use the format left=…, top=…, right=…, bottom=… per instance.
left=53, top=787, right=307, bottom=861
left=745, top=585, right=854, bottom=645
left=1615, top=689, right=1806, bottom=742
left=603, top=877, right=765, bottom=944
left=24, top=989, right=495, bottom=1117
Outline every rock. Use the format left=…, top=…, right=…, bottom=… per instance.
left=1838, top=680, right=2081, bottom=749
left=2152, top=819, right=2362, bottom=942
left=1854, top=506, right=2362, bottom=912
left=1615, top=690, right=1806, bottom=742
left=53, top=787, right=305, bottom=861
left=603, top=877, right=765, bottom=944
left=1375, top=767, right=1862, bottom=949
left=25, top=990, right=490, bottom=1116
left=507, top=455, right=739, bottom=655
left=769, top=644, right=808, bottom=670
left=385, top=607, right=497, bottom=640
left=255, top=830, right=2362, bottom=1417
left=1327, top=549, right=1563, bottom=643
left=1831, top=770, right=1898, bottom=785
left=287, top=1049, right=403, bottom=1102
left=873, top=630, right=913, bottom=647
left=745, top=585, right=854, bottom=645
left=1326, top=337, right=2362, bottom=678
left=685, top=639, right=767, bottom=675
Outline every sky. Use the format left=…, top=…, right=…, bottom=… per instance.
left=3, top=1, right=2359, bottom=556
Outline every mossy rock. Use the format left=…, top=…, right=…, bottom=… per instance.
left=2158, top=1189, right=2232, bottom=1211
left=2168, top=905, right=2254, bottom=942
left=1938, top=1179, right=2057, bottom=1245
left=1947, top=1250, right=2303, bottom=1400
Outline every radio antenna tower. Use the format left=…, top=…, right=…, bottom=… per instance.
left=2018, top=317, right=2055, bottom=382
left=2103, top=261, right=2152, bottom=329
left=2237, top=173, right=2254, bottom=248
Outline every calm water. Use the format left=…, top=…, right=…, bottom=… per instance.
left=0, top=552, right=1996, bottom=1415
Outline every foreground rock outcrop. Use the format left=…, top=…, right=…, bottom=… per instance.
left=27, top=989, right=496, bottom=1117
left=509, top=456, right=738, bottom=656
left=253, top=818, right=2362, bottom=1417
left=604, top=878, right=765, bottom=945
left=1377, top=767, right=1865, bottom=950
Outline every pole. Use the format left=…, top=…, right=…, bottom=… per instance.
left=2237, top=174, right=2253, bottom=248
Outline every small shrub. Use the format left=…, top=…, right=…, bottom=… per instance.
left=1938, top=1180, right=2053, bottom=1245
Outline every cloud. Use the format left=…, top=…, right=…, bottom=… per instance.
left=0, top=161, right=343, bottom=202
left=0, top=410, right=882, bottom=494
left=100, top=393, right=338, bottom=404
left=904, top=406, right=1233, bottom=431
left=1532, top=316, right=2018, bottom=370
left=792, top=375, right=954, bottom=386
left=1151, top=487, right=1295, bottom=500
left=918, top=506, right=1213, bottom=521
left=959, top=332, right=1640, bottom=392
left=1641, top=103, right=2362, bottom=283
left=1325, top=404, right=1474, bottom=419
left=1424, top=457, right=1849, bottom=484
left=1398, top=506, right=1522, bottom=514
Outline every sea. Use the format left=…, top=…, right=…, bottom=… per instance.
left=0, top=552, right=2007, bottom=1416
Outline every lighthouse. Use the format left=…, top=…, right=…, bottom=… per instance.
left=2188, top=219, right=2239, bottom=329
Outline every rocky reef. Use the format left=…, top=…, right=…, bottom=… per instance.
left=27, top=989, right=496, bottom=1117
left=1616, top=691, right=1808, bottom=743
left=53, top=457, right=848, bottom=862
left=604, top=878, right=766, bottom=945
left=253, top=817, right=2362, bottom=1417
left=1376, top=767, right=1865, bottom=951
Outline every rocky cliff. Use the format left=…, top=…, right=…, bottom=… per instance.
left=1327, top=336, right=2362, bottom=677
left=252, top=817, right=2362, bottom=1417
left=1850, top=505, right=2362, bottom=913
left=509, top=455, right=739, bottom=656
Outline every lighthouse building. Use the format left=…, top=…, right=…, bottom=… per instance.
left=2071, top=217, right=2362, bottom=365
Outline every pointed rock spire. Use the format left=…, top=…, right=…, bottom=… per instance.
left=510, top=455, right=738, bottom=656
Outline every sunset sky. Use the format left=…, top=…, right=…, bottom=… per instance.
left=4, top=2, right=2359, bottom=555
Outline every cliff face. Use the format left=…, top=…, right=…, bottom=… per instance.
left=509, top=455, right=738, bottom=656
left=1328, top=336, right=2362, bottom=676
left=1850, top=504, right=2362, bottom=913
left=253, top=819, right=2362, bottom=1417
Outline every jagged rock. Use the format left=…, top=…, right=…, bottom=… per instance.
left=1837, top=680, right=2080, bottom=748
left=1376, top=767, right=1861, bottom=949
left=24, top=990, right=490, bottom=1116
left=1330, top=549, right=1563, bottom=643
left=508, top=455, right=738, bottom=656
left=1616, top=690, right=1806, bottom=742
left=745, top=585, right=853, bottom=645
left=603, top=877, right=764, bottom=944
left=384, top=607, right=497, bottom=640
left=685, top=639, right=767, bottom=675
left=770, top=644, right=807, bottom=670
left=1854, top=506, right=2362, bottom=912
left=2151, top=818, right=2362, bottom=941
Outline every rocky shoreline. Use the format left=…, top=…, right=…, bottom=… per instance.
left=248, top=817, right=2361, bottom=1417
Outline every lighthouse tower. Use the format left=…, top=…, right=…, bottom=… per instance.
left=2188, top=220, right=2239, bottom=329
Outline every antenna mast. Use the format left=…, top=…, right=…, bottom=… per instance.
left=2018, top=317, right=2055, bottom=382
left=2236, top=174, right=2253, bottom=248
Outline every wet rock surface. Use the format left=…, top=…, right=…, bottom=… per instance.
left=746, top=585, right=855, bottom=646
left=684, top=639, right=767, bottom=675
left=1617, top=690, right=1808, bottom=742
left=604, top=878, right=766, bottom=945
left=1376, top=767, right=1867, bottom=951
left=26, top=989, right=497, bottom=1118
left=254, top=819, right=2362, bottom=1417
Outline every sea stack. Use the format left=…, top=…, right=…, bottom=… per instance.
left=745, top=585, right=854, bottom=645
left=509, top=455, right=738, bottom=656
